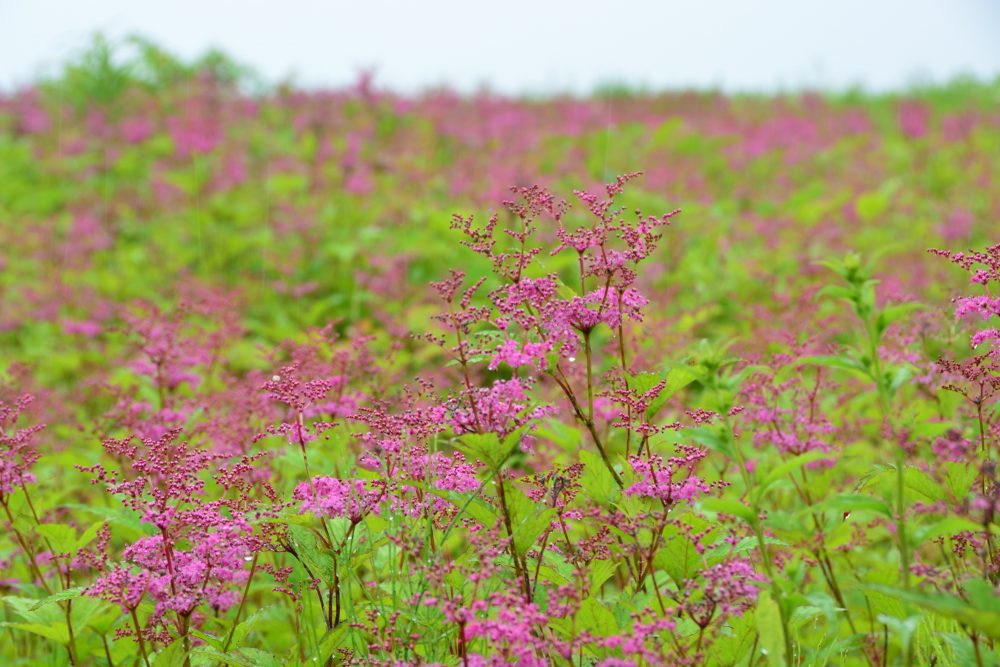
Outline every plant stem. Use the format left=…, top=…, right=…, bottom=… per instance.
left=865, top=319, right=910, bottom=591
left=550, top=365, right=623, bottom=487
left=130, top=608, right=152, bottom=667
left=221, top=552, right=259, bottom=654
left=725, top=419, right=793, bottom=666
left=1, top=500, right=52, bottom=594
left=495, top=470, right=532, bottom=602
left=584, top=331, right=595, bottom=423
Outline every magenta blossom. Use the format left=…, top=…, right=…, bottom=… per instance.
left=625, top=446, right=716, bottom=505
left=294, top=477, right=384, bottom=522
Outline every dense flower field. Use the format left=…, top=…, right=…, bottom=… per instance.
left=1, top=39, right=998, bottom=666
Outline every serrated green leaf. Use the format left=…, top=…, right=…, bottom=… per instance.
left=28, top=587, right=84, bottom=611
left=869, top=584, right=1000, bottom=640
left=589, top=559, right=618, bottom=591
left=288, top=525, right=336, bottom=586
left=227, top=605, right=272, bottom=651
left=318, top=624, right=350, bottom=662
left=943, top=462, right=976, bottom=500
left=903, top=467, right=944, bottom=502
left=35, top=523, right=77, bottom=554
left=578, top=597, right=618, bottom=637
left=152, top=638, right=189, bottom=667
left=580, top=449, right=618, bottom=507
left=190, top=629, right=225, bottom=651
left=514, top=508, right=555, bottom=557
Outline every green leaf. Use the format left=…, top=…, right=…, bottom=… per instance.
left=815, top=284, right=856, bottom=302
left=798, top=354, right=872, bottom=380
left=456, top=433, right=501, bottom=466
left=943, top=462, right=976, bottom=500
left=812, top=494, right=892, bottom=518
left=626, top=371, right=665, bottom=396
left=966, top=579, right=1000, bottom=613
left=190, top=629, right=225, bottom=651
left=514, top=508, right=555, bottom=557
left=191, top=648, right=255, bottom=667
left=318, top=624, right=350, bottom=662
left=589, top=559, right=618, bottom=591
left=194, top=647, right=282, bottom=667
left=756, top=450, right=829, bottom=501
left=869, top=584, right=1000, bottom=640
left=74, top=521, right=106, bottom=551
left=626, top=365, right=703, bottom=418
left=227, top=605, right=272, bottom=650
left=152, top=639, right=189, bottom=667
left=903, top=468, right=945, bottom=503
left=2, top=621, right=70, bottom=644
left=655, top=523, right=703, bottom=587
left=429, top=488, right=497, bottom=529
left=877, top=613, right=920, bottom=653
left=817, top=258, right=850, bottom=280
left=457, top=431, right=523, bottom=471
left=859, top=280, right=878, bottom=316
left=912, top=517, right=983, bottom=545
left=701, top=497, right=755, bottom=524
left=579, top=449, right=618, bottom=507
left=756, top=591, right=786, bottom=667
left=288, top=525, right=336, bottom=586
left=706, top=536, right=787, bottom=562
left=684, top=425, right=734, bottom=457
left=889, top=365, right=914, bottom=393
left=877, top=302, right=924, bottom=333
left=235, top=648, right=285, bottom=667
left=577, top=597, right=618, bottom=637
left=35, top=523, right=77, bottom=554
left=28, top=587, right=85, bottom=611
left=554, top=278, right=579, bottom=300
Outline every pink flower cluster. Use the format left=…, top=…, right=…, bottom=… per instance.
left=0, top=393, right=43, bottom=500
left=294, top=477, right=384, bottom=522
left=932, top=243, right=1000, bottom=358
left=81, top=428, right=266, bottom=641
left=686, top=558, right=764, bottom=624
left=443, top=175, right=678, bottom=373
left=625, top=446, right=715, bottom=505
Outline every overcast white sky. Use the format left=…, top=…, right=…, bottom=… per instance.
left=1, top=0, right=999, bottom=94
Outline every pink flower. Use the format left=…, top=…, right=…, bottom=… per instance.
left=0, top=394, right=43, bottom=499
left=121, top=117, right=154, bottom=143
left=686, top=558, right=764, bottom=623
left=625, top=446, right=715, bottom=504
left=294, top=477, right=384, bottom=521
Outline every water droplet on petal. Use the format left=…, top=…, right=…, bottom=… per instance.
left=271, top=375, right=281, bottom=382
left=568, top=356, right=576, bottom=362
left=244, top=555, right=253, bottom=562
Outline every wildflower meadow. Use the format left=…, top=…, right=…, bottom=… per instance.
left=1, top=39, right=998, bottom=666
